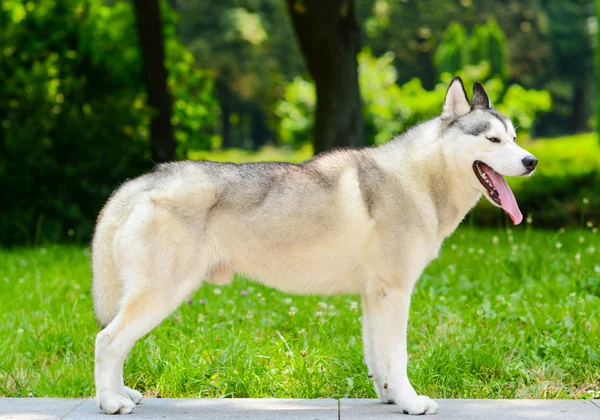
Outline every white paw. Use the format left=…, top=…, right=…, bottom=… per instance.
left=120, top=386, right=143, bottom=404
left=97, top=392, right=137, bottom=414
left=396, top=394, right=439, bottom=415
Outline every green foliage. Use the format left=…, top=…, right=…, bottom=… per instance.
left=162, top=5, right=219, bottom=154
left=275, top=78, right=316, bottom=146
left=469, top=19, right=508, bottom=79
left=188, top=144, right=313, bottom=164
left=434, top=23, right=469, bottom=77
left=1, top=228, right=598, bottom=398
left=0, top=0, right=217, bottom=246
left=358, top=50, right=410, bottom=144
left=276, top=52, right=552, bottom=147
left=598, top=0, right=600, bottom=140
left=496, top=85, right=552, bottom=132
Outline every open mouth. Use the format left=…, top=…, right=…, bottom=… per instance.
left=472, top=160, right=523, bottom=225
left=473, top=161, right=501, bottom=205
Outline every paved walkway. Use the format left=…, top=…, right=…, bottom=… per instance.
left=1, top=398, right=599, bottom=419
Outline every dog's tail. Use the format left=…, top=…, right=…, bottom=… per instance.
left=91, top=195, right=125, bottom=327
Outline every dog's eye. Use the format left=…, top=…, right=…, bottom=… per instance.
left=486, top=137, right=501, bottom=143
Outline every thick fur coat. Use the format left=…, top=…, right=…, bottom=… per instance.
left=92, top=78, right=536, bottom=415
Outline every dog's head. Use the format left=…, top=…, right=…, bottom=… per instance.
left=440, top=77, right=537, bottom=225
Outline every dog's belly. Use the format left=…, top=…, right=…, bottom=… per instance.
left=231, top=246, right=367, bottom=295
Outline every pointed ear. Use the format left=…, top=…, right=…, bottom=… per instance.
left=441, top=77, right=471, bottom=121
left=471, top=82, right=491, bottom=109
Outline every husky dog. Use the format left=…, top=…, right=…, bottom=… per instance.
left=92, top=77, right=537, bottom=415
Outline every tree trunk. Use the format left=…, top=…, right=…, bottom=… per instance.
left=286, top=0, right=363, bottom=154
left=571, top=84, right=586, bottom=133
left=133, top=0, right=175, bottom=162
left=251, top=106, right=268, bottom=149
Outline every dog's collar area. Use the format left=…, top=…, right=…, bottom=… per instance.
left=473, top=161, right=501, bottom=205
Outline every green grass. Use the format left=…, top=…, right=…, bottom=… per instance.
left=0, top=227, right=598, bottom=400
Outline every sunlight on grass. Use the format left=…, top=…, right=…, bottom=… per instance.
left=0, top=227, right=598, bottom=399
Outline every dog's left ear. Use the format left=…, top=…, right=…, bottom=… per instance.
left=471, top=82, right=492, bottom=109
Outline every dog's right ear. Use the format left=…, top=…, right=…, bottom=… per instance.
left=441, top=77, right=470, bottom=121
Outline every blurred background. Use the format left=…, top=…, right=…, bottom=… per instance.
left=1, top=0, right=598, bottom=246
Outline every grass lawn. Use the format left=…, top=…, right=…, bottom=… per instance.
left=0, top=227, right=598, bottom=400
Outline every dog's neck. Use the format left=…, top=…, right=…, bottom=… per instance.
left=377, top=118, right=482, bottom=239
left=427, top=141, right=482, bottom=238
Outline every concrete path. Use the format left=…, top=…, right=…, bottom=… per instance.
left=1, top=398, right=599, bottom=420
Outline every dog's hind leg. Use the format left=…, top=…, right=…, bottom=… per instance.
left=95, top=281, right=200, bottom=414
left=95, top=201, right=208, bottom=414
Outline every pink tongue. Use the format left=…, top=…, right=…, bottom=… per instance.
left=484, top=167, right=523, bottom=225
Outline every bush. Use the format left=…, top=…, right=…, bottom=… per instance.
left=434, top=23, right=469, bottom=76
left=276, top=53, right=552, bottom=148
left=0, top=0, right=216, bottom=246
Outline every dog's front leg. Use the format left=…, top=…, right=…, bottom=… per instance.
left=362, top=278, right=438, bottom=415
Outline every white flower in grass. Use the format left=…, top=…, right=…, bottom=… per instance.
left=318, top=301, right=328, bottom=309
left=451, top=244, right=457, bottom=251
left=588, top=246, right=596, bottom=254
left=579, top=236, right=585, bottom=243
left=555, top=242, right=563, bottom=249
left=492, top=236, right=499, bottom=245
left=526, top=216, right=533, bottom=224
left=289, top=306, right=297, bottom=317
left=284, top=297, right=293, bottom=304
left=349, top=301, right=359, bottom=311
left=508, top=235, right=514, bottom=243
left=593, top=228, right=598, bottom=234
left=559, top=227, right=566, bottom=233
left=213, top=288, right=222, bottom=295
left=587, top=221, right=594, bottom=228
left=468, top=247, right=474, bottom=254
left=315, top=311, right=324, bottom=318
left=478, top=248, right=484, bottom=255
left=575, top=253, right=581, bottom=264
left=594, top=265, right=600, bottom=273
left=583, top=197, right=590, bottom=204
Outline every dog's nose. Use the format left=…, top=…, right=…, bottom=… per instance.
left=522, top=156, right=538, bottom=171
